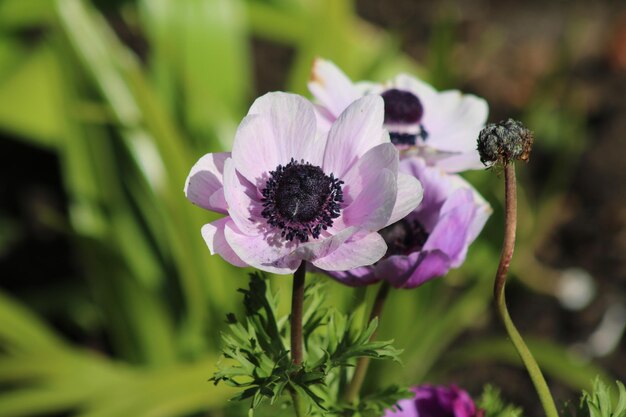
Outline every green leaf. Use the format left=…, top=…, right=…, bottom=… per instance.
left=0, top=45, right=64, bottom=148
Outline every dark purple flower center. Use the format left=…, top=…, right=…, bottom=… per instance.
left=382, top=88, right=424, bottom=124
left=261, top=159, right=343, bottom=243
left=381, top=89, right=429, bottom=146
left=379, top=217, right=429, bottom=256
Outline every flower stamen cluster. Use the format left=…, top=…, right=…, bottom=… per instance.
left=261, top=158, right=344, bottom=243
left=382, top=88, right=429, bottom=146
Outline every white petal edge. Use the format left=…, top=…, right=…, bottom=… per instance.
left=224, top=222, right=300, bottom=274
left=323, top=95, right=388, bottom=178
left=201, top=218, right=248, bottom=267
left=312, top=232, right=387, bottom=271
left=184, top=152, right=230, bottom=213
left=342, top=168, right=397, bottom=232
left=386, top=173, right=424, bottom=226
left=222, top=158, right=262, bottom=236
left=248, top=92, right=323, bottom=165
left=308, top=58, right=361, bottom=119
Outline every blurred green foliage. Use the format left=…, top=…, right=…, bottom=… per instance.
left=0, top=0, right=607, bottom=416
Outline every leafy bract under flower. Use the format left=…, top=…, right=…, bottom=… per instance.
left=325, top=157, right=491, bottom=288
left=185, top=92, right=423, bottom=274
left=308, top=58, right=489, bottom=173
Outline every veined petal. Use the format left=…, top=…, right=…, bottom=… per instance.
left=232, top=92, right=322, bottom=184
left=342, top=168, right=397, bottom=232
left=231, top=114, right=280, bottom=185
left=312, top=232, right=387, bottom=271
left=423, top=188, right=476, bottom=265
left=248, top=92, right=323, bottom=165
left=291, top=226, right=357, bottom=262
left=422, top=92, right=488, bottom=153
left=184, top=152, right=230, bottom=213
left=341, top=143, right=398, bottom=204
left=375, top=254, right=417, bottom=288
left=224, top=222, right=300, bottom=274
left=223, top=158, right=263, bottom=236
left=308, top=58, right=360, bottom=119
left=391, top=250, right=451, bottom=289
left=323, top=95, right=388, bottom=178
left=325, top=267, right=380, bottom=287
left=386, top=173, right=423, bottom=226
left=448, top=175, right=492, bottom=244
left=201, top=218, right=248, bottom=267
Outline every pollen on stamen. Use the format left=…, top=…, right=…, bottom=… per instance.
left=261, top=159, right=344, bottom=243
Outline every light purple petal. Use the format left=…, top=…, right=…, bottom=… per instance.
left=427, top=150, right=484, bottom=173
left=422, top=91, right=488, bottom=153
left=375, top=254, right=418, bottom=288
left=323, top=95, right=388, bottom=178
left=291, top=227, right=357, bottom=263
left=248, top=92, right=323, bottom=164
left=232, top=92, right=322, bottom=184
left=201, top=218, right=248, bottom=267
left=312, top=232, right=387, bottom=271
left=223, top=158, right=263, bottom=236
left=224, top=222, right=300, bottom=274
left=184, top=152, right=230, bottom=213
left=423, top=188, right=476, bottom=266
left=448, top=175, right=492, bottom=244
left=342, top=168, right=397, bottom=232
left=340, top=143, right=399, bottom=205
left=386, top=173, right=424, bottom=226
left=400, top=158, right=449, bottom=231
left=401, top=250, right=451, bottom=289
left=325, top=266, right=380, bottom=287
left=308, top=58, right=360, bottom=120
left=384, top=397, right=419, bottom=417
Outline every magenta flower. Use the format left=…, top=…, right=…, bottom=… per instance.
left=308, top=58, right=489, bottom=173
left=326, top=157, right=491, bottom=288
left=184, top=92, right=423, bottom=274
left=385, top=385, right=481, bottom=417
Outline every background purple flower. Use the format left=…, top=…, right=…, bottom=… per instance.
left=308, top=58, right=489, bottom=173
left=385, top=385, right=481, bottom=417
left=326, top=157, right=491, bottom=288
left=185, top=92, right=423, bottom=274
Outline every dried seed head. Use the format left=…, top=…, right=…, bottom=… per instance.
left=477, top=118, right=534, bottom=165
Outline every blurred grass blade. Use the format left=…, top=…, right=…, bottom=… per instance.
left=0, top=290, right=65, bottom=353
left=55, top=0, right=236, bottom=354
left=140, top=0, right=251, bottom=145
left=0, top=45, right=64, bottom=148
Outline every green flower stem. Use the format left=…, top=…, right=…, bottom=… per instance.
left=496, top=163, right=559, bottom=417
left=343, top=280, right=391, bottom=404
left=290, top=262, right=307, bottom=417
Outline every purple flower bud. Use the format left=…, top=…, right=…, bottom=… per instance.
left=385, top=385, right=482, bottom=417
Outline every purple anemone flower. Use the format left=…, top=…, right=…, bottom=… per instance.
left=184, top=92, right=423, bottom=274
left=308, top=58, right=489, bottom=173
left=385, top=385, right=481, bottom=417
left=326, top=157, right=491, bottom=288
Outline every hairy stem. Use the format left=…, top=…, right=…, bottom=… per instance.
left=344, top=281, right=391, bottom=403
left=496, top=163, right=558, bottom=417
left=290, top=262, right=307, bottom=417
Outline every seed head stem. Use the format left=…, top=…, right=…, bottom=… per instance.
left=496, top=163, right=558, bottom=417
